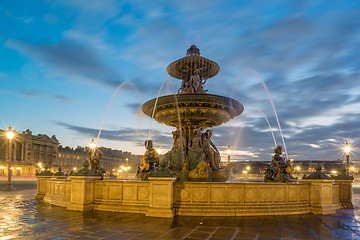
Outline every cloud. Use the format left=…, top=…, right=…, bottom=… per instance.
left=3, top=9, right=33, bottom=24
left=19, top=88, right=47, bottom=98
left=53, top=121, right=173, bottom=148
left=54, top=95, right=74, bottom=103
left=0, top=71, right=7, bottom=78
left=6, top=39, right=124, bottom=88
left=18, top=88, right=74, bottom=103
left=43, top=13, right=59, bottom=24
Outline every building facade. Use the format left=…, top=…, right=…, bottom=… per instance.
left=0, top=129, right=59, bottom=176
left=1, top=128, right=141, bottom=176
left=57, top=146, right=139, bottom=175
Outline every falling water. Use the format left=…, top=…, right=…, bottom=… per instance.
left=245, top=69, right=289, bottom=159
left=96, top=81, right=137, bottom=144
left=255, top=109, right=278, bottom=148
left=147, top=78, right=173, bottom=141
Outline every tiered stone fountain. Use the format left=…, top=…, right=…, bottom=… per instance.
left=36, top=45, right=353, bottom=218
left=142, top=45, right=243, bottom=182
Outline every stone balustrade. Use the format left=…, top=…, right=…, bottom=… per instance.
left=36, top=176, right=353, bottom=218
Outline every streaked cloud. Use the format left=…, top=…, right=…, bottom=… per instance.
left=1, top=0, right=359, bottom=160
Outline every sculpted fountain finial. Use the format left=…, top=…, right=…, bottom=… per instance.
left=186, top=44, right=200, bottom=56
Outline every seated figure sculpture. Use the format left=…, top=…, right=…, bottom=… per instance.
left=90, top=149, right=105, bottom=179
left=202, top=129, right=221, bottom=171
left=136, top=140, right=159, bottom=181
left=264, top=146, right=292, bottom=182
left=164, top=130, right=186, bottom=172
left=188, top=128, right=205, bottom=171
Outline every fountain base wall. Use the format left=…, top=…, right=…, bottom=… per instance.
left=37, top=177, right=352, bottom=218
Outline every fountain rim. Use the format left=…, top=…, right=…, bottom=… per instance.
left=142, top=93, right=244, bottom=120
left=166, top=56, right=220, bottom=80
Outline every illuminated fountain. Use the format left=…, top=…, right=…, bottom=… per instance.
left=142, top=45, right=243, bottom=181
left=36, top=45, right=353, bottom=218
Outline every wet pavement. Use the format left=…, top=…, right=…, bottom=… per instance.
left=0, top=179, right=360, bottom=240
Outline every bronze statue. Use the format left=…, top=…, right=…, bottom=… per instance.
left=188, top=128, right=205, bottom=171
left=202, top=130, right=220, bottom=171
left=264, top=146, right=292, bottom=182
left=90, top=149, right=105, bottom=179
left=164, top=130, right=186, bottom=172
left=179, top=68, right=207, bottom=94
left=136, top=140, right=159, bottom=181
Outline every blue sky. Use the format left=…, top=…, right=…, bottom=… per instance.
left=1, top=0, right=359, bottom=161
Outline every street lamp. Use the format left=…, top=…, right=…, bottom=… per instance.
left=3, top=126, right=15, bottom=191
left=156, top=146, right=161, bottom=154
left=89, top=138, right=96, bottom=154
left=344, top=142, right=351, bottom=174
left=226, top=146, right=231, bottom=164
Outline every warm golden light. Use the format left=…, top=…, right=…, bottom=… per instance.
left=226, top=146, right=231, bottom=155
left=156, top=146, right=162, bottom=154
left=344, top=142, right=351, bottom=154
left=6, top=126, right=15, bottom=140
left=242, top=170, right=248, bottom=174
left=89, top=139, right=96, bottom=149
left=296, top=166, right=300, bottom=171
left=73, top=167, right=77, bottom=171
left=246, top=166, right=250, bottom=171
left=350, top=167, right=355, bottom=171
left=331, top=170, right=337, bottom=174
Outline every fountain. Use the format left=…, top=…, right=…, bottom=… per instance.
left=142, top=45, right=243, bottom=182
left=36, top=45, right=353, bottom=218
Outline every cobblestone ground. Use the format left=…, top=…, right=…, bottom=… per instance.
left=0, top=179, right=360, bottom=240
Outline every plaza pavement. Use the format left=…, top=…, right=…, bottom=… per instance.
left=0, top=178, right=359, bottom=240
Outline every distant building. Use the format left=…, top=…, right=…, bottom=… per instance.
left=57, top=146, right=140, bottom=174
left=0, top=129, right=59, bottom=176
left=0, top=128, right=140, bottom=176
left=233, top=159, right=359, bottom=174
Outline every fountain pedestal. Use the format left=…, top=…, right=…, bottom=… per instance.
left=302, top=179, right=340, bottom=214
left=67, top=176, right=101, bottom=211
left=35, top=176, right=54, bottom=200
left=337, top=179, right=354, bottom=208
left=146, top=176, right=177, bottom=218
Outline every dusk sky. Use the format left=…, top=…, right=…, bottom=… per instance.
left=1, top=0, right=359, bottom=162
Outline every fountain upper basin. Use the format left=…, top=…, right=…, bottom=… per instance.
left=142, top=94, right=244, bottom=129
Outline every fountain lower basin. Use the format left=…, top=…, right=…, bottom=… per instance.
left=37, top=176, right=353, bottom=217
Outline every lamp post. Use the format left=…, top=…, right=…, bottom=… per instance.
left=156, top=146, right=161, bottom=155
left=226, top=146, right=231, bottom=164
left=89, top=138, right=96, bottom=155
left=344, top=142, right=351, bottom=175
left=3, top=126, right=15, bottom=191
